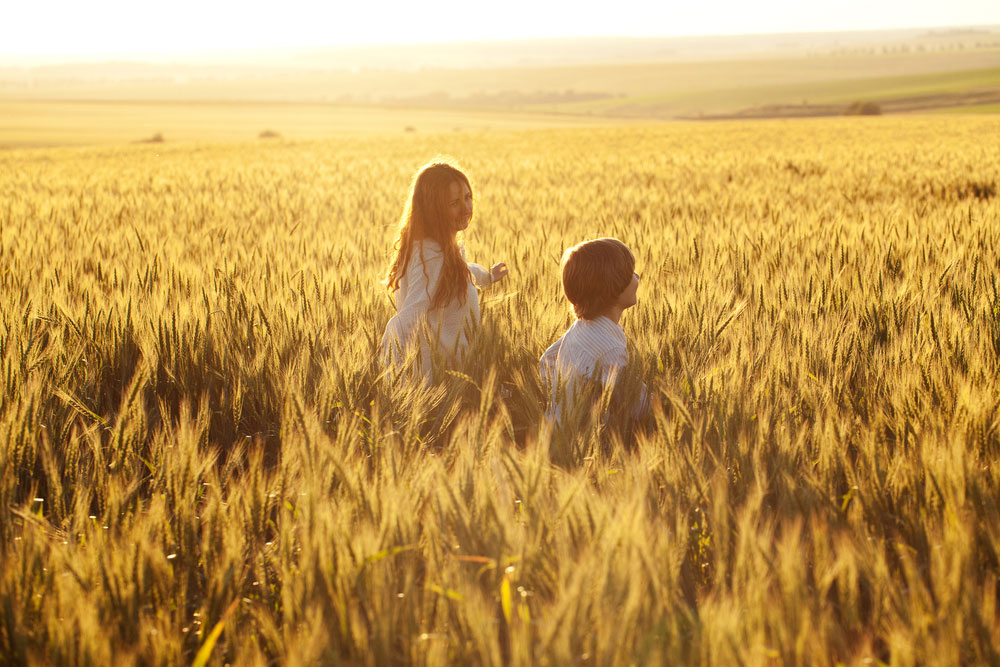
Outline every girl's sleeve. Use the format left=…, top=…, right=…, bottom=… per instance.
left=467, top=262, right=493, bottom=288
left=458, top=241, right=493, bottom=288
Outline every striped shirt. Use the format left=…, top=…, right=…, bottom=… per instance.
left=539, top=316, right=635, bottom=424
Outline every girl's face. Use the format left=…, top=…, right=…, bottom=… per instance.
left=448, top=180, right=473, bottom=232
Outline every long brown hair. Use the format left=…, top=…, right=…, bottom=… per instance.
left=384, top=159, right=472, bottom=310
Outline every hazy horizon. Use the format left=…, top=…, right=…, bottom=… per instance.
left=4, top=0, right=1000, bottom=64
left=2, top=23, right=999, bottom=69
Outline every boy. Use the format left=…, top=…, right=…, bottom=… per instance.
left=539, top=237, right=649, bottom=427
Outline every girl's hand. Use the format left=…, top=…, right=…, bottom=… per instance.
left=491, top=262, right=509, bottom=283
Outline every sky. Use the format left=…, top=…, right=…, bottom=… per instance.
left=4, top=0, right=1000, bottom=59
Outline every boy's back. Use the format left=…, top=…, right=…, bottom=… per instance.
left=539, top=315, right=628, bottom=423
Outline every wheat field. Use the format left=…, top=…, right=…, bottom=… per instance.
left=1, top=115, right=999, bottom=665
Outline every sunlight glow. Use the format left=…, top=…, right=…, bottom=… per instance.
left=4, top=0, right=1000, bottom=57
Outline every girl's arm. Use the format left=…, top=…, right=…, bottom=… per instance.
left=460, top=242, right=508, bottom=288
left=467, top=261, right=509, bottom=288
left=467, top=262, right=493, bottom=288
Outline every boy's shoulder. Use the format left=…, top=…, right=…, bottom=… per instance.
left=570, top=316, right=626, bottom=341
left=560, top=317, right=627, bottom=356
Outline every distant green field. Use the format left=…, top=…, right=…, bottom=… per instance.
left=863, top=66, right=1000, bottom=98
left=546, top=66, right=1000, bottom=116
left=935, top=103, right=1000, bottom=114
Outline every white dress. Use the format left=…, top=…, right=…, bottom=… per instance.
left=539, top=316, right=647, bottom=425
left=380, top=239, right=492, bottom=378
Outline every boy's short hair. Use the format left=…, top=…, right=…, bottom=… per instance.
left=561, top=237, right=635, bottom=320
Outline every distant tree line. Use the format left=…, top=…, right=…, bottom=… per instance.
left=380, top=89, right=618, bottom=108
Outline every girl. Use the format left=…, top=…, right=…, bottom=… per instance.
left=380, top=159, right=508, bottom=378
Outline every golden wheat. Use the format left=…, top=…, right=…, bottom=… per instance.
left=1, top=115, right=999, bottom=665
